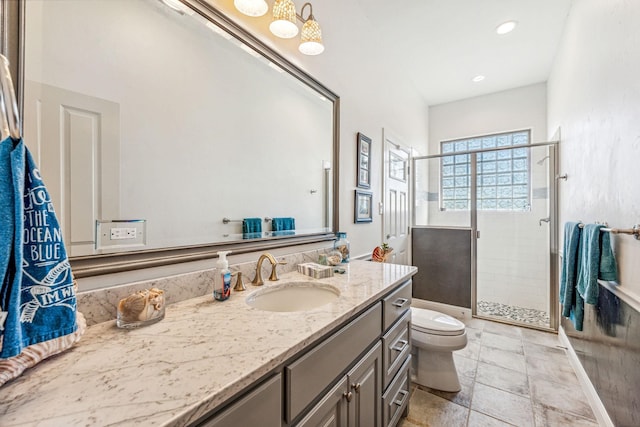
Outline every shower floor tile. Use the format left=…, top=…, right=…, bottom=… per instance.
left=477, top=300, right=550, bottom=327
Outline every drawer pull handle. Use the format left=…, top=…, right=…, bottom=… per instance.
left=392, top=298, right=408, bottom=308
left=352, top=382, right=361, bottom=393
left=391, top=339, right=408, bottom=352
left=393, top=389, right=409, bottom=407
left=343, top=391, right=353, bottom=402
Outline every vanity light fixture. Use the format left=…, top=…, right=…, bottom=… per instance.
left=298, top=3, right=324, bottom=55
left=234, top=0, right=269, bottom=17
left=235, top=0, right=325, bottom=55
left=496, top=20, right=517, bottom=35
left=270, top=0, right=299, bottom=38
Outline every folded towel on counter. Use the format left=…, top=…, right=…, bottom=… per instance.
left=0, top=138, right=80, bottom=359
left=560, top=222, right=584, bottom=331
left=242, top=218, right=262, bottom=234
left=272, top=217, right=295, bottom=231
left=577, top=224, right=618, bottom=305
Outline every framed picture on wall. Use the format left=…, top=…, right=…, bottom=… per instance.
left=354, top=190, right=373, bottom=223
left=357, top=132, right=371, bottom=188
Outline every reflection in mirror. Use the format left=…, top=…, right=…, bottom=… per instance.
left=21, top=0, right=338, bottom=272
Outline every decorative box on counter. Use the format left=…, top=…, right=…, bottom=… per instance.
left=297, top=262, right=334, bottom=279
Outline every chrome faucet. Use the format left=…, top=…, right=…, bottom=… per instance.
left=252, top=253, right=287, bottom=286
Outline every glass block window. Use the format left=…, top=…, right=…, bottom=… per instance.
left=440, top=130, right=530, bottom=211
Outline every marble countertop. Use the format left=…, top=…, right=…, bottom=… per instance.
left=0, top=260, right=417, bottom=426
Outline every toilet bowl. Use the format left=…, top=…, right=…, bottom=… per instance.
left=411, top=307, right=467, bottom=392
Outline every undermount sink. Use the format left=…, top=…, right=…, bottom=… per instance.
left=246, top=282, right=340, bottom=312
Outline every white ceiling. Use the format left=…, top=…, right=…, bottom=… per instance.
left=209, top=0, right=573, bottom=106
left=330, top=0, right=574, bottom=105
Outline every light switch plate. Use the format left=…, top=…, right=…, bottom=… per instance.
left=96, top=220, right=146, bottom=250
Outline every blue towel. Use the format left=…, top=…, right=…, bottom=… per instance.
left=242, top=232, right=263, bottom=240
left=242, top=218, right=262, bottom=234
left=272, top=217, right=295, bottom=231
left=599, top=230, right=618, bottom=282
left=0, top=138, right=77, bottom=358
left=560, top=222, right=584, bottom=330
left=577, top=224, right=617, bottom=305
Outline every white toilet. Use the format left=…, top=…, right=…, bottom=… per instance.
left=411, top=307, right=467, bottom=392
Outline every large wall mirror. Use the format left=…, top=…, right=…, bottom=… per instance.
left=9, top=0, right=339, bottom=276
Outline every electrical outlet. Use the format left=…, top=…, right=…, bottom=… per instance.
left=96, top=220, right=146, bottom=250
left=110, top=227, right=137, bottom=240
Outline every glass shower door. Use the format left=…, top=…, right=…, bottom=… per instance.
left=412, top=140, right=558, bottom=330
left=474, top=143, right=555, bottom=329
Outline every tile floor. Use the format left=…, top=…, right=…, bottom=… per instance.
left=400, top=318, right=600, bottom=427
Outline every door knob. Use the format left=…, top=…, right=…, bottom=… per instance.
left=343, top=391, right=353, bottom=402
left=352, top=383, right=361, bottom=393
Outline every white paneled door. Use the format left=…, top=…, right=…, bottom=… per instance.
left=382, top=129, right=411, bottom=265
left=23, top=81, right=120, bottom=256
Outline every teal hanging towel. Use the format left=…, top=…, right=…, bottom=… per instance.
left=559, top=222, right=585, bottom=331
left=272, top=217, right=295, bottom=231
left=0, top=138, right=79, bottom=359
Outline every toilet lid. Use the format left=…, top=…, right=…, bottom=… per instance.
left=411, top=308, right=465, bottom=336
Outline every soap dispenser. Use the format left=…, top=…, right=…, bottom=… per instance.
left=214, top=250, right=232, bottom=301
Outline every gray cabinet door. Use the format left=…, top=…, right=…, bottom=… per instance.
left=348, top=342, right=382, bottom=427
left=198, top=374, right=281, bottom=427
left=296, top=376, right=349, bottom=427
left=286, top=303, right=382, bottom=422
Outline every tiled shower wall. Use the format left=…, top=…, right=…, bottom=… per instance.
left=476, top=204, right=550, bottom=312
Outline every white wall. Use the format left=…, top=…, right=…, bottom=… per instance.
left=426, top=83, right=550, bottom=311
left=548, top=0, right=640, bottom=298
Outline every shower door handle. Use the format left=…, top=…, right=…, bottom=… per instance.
left=539, top=217, right=550, bottom=226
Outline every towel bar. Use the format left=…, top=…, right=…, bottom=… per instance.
left=222, top=217, right=272, bottom=224
left=578, top=223, right=640, bottom=240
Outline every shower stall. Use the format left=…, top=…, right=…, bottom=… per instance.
left=411, top=132, right=559, bottom=330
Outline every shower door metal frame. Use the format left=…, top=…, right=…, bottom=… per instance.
left=412, top=140, right=560, bottom=331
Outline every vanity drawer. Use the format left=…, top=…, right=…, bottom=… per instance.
left=382, top=309, right=411, bottom=390
left=383, top=280, right=412, bottom=332
left=382, top=356, right=411, bottom=427
left=286, top=303, right=382, bottom=423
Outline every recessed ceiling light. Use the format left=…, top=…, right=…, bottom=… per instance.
left=496, top=21, right=517, bottom=35
left=472, top=75, right=485, bottom=83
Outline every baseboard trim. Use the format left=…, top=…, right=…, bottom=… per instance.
left=558, top=326, right=614, bottom=427
left=411, top=298, right=472, bottom=321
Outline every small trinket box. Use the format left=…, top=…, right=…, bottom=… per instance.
left=297, top=262, right=334, bottom=279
